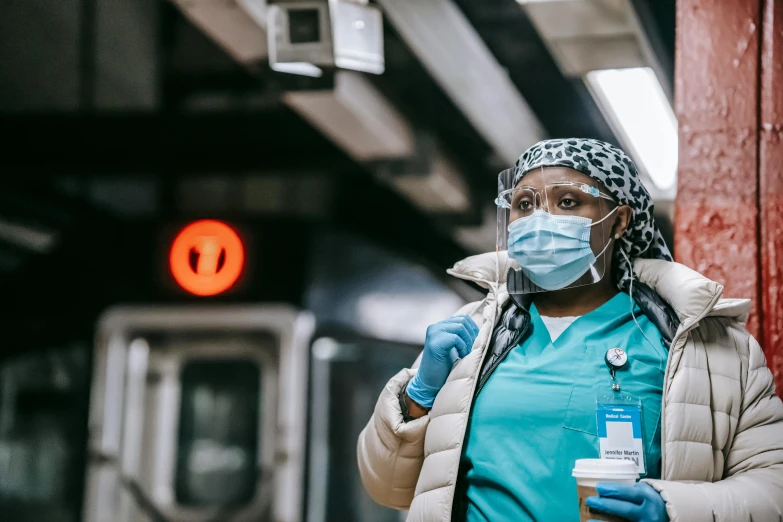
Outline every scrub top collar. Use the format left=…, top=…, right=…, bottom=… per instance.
left=529, top=292, right=635, bottom=348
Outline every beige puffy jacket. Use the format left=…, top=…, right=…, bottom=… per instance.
left=357, top=251, right=783, bottom=522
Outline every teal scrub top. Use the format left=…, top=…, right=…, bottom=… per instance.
left=463, top=292, right=668, bottom=522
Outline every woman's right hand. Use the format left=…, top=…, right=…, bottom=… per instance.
left=406, top=315, right=480, bottom=409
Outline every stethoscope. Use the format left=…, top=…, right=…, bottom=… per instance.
left=605, top=347, right=628, bottom=392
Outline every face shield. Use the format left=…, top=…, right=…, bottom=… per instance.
left=496, top=167, right=618, bottom=294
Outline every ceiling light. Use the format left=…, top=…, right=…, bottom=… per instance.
left=585, top=67, right=677, bottom=191
left=0, top=219, right=58, bottom=253
left=270, top=62, right=324, bottom=77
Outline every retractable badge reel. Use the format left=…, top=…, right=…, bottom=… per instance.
left=605, top=347, right=627, bottom=392
left=596, top=347, right=647, bottom=476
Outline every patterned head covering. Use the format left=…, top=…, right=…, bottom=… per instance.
left=513, top=138, right=672, bottom=290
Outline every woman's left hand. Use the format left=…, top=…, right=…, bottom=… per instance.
left=586, top=482, right=669, bottom=522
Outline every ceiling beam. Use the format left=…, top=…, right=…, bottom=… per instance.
left=376, top=0, right=547, bottom=165
left=519, top=0, right=672, bottom=101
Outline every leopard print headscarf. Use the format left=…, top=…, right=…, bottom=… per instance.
left=513, top=138, right=673, bottom=291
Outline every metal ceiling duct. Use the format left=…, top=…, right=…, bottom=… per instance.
left=387, top=150, right=471, bottom=213
left=285, top=72, right=472, bottom=213
left=282, top=71, right=414, bottom=161
left=170, top=0, right=268, bottom=65
left=376, top=0, right=547, bottom=165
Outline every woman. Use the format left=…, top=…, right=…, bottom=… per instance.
left=357, top=138, right=783, bottom=522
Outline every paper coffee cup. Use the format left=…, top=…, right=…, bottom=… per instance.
left=572, top=459, right=639, bottom=522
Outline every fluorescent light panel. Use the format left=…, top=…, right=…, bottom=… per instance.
left=585, top=67, right=677, bottom=191
left=270, top=62, right=324, bottom=77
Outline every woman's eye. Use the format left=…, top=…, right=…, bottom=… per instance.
left=518, top=200, right=533, bottom=211
left=559, top=198, right=577, bottom=209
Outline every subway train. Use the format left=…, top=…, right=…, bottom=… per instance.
left=0, top=191, right=483, bottom=522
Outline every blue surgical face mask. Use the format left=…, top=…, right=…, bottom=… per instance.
left=507, top=209, right=617, bottom=291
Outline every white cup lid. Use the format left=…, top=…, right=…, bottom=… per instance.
left=572, top=458, right=639, bottom=480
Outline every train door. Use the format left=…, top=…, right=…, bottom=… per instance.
left=83, top=306, right=314, bottom=522
left=306, top=335, right=421, bottom=522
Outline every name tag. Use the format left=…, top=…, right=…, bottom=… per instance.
left=596, top=403, right=645, bottom=475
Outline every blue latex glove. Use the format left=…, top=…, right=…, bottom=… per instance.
left=587, top=482, right=668, bottom=522
left=406, top=316, right=479, bottom=408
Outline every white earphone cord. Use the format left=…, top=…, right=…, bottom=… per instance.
left=619, top=247, right=659, bottom=354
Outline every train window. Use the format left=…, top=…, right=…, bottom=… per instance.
left=0, top=344, right=89, bottom=522
left=175, top=359, right=261, bottom=508
left=308, top=337, right=420, bottom=522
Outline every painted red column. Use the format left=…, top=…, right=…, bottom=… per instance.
left=674, top=0, right=763, bottom=338
left=676, top=0, right=783, bottom=394
left=760, top=0, right=783, bottom=392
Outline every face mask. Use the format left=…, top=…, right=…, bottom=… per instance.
left=507, top=209, right=617, bottom=291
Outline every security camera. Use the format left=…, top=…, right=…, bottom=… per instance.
left=267, top=0, right=384, bottom=76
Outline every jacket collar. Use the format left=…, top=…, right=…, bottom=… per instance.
left=447, top=252, right=751, bottom=325
left=446, top=251, right=514, bottom=290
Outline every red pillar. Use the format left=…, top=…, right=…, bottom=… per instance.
left=676, top=0, right=783, bottom=394
left=674, top=0, right=762, bottom=337
left=760, top=1, right=783, bottom=391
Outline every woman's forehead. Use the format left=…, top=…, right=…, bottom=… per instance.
left=516, top=166, right=598, bottom=189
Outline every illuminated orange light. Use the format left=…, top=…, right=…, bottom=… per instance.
left=169, top=220, right=245, bottom=296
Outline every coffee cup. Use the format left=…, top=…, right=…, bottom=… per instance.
left=572, top=458, right=639, bottom=522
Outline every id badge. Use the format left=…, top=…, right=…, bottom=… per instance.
left=596, top=395, right=646, bottom=476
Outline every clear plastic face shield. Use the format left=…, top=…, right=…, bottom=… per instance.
left=496, top=167, right=618, bottom=294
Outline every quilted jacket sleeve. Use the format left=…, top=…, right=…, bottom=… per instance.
left=356, top=359, right=428, bottom=509
left=356, top=300, right=485, bottom=509
left=646, top=335, right=783, bottom=521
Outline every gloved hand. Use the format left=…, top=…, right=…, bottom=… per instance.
left=406, top=316, right=479, bottom=409
left=587, top=482, right=668, bottom=522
